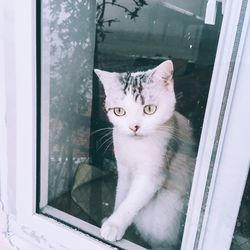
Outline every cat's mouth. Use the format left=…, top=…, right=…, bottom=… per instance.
left=130, top=132, right=144, bottom=138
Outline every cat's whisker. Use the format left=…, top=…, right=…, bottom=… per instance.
left=176, top=92, right=183, bottom=100
left=98, top=131, right=113, bottom=143
left=158, top=126, right=187, bottom=142
left=158, top=126, right=177, bottom=134
left=169, top=133, right=186, bottom=142
left=159, top=125, right=183, bottom=133
left=159, top=124, right=178, bottom=131
left=96, top=138, right=111, bottom=151
left=96, top=136, right=113, bottom=152
left=91, top=127, right=113, bottom=136
left=103, top=140, right=113, bottom=154
left=102, top=140, right=113, bottom=154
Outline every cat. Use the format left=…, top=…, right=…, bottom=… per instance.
left=94, top=60, right=196, bottom=249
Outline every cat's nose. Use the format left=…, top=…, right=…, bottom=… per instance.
left=129, top=125, right=140, bottom=133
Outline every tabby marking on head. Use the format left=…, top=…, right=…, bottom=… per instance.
left=120, top=72, right=147, bottom=104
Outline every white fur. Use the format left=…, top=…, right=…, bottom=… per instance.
left=95, top=61, right=195, bottom=249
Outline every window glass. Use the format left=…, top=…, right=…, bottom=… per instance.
left=40, top=0, right=222, bottom=248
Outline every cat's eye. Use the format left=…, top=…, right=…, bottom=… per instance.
left=143, top=104, right=157, bottom=115
left=113, top=107, right=126, bottom=116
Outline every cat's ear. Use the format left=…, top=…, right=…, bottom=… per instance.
left=94, top=69, right=121, bottom=95
left=150, top=60, right=174, bottom=91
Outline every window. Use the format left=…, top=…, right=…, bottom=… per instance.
left=1, top=0, right=250, bottom=250
left=39, top=0, right=222, bottom=248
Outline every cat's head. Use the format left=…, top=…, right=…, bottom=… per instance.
left=94, top=60, right=176, bottom=137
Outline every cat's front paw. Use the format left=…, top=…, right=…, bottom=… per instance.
left=100, top=218, right=126, bottom=242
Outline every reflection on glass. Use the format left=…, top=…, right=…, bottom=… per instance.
left=40, top=0, right=222, bottom=248
left=231, top=172, right=250, bottom=250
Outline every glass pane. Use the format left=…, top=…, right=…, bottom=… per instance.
left=231, top=171, right=250, bottom=250
left=39, top=0, right=223, bottom=248
left=40, top=0, right=96, bottom=202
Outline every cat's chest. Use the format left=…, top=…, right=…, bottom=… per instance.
left=113, top=133, right=167, bottom=169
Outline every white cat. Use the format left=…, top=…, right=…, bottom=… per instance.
left=95, top=60, right=196, bottom=249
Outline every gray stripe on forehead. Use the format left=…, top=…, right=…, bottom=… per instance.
left=120, top=72, right=147, bottom=104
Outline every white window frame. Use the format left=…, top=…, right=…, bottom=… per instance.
left=0, top=0, right=250, bottom=249
left=182, top=0, right=250, bottom=249
left=195, top=0, right=250, bottom=249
